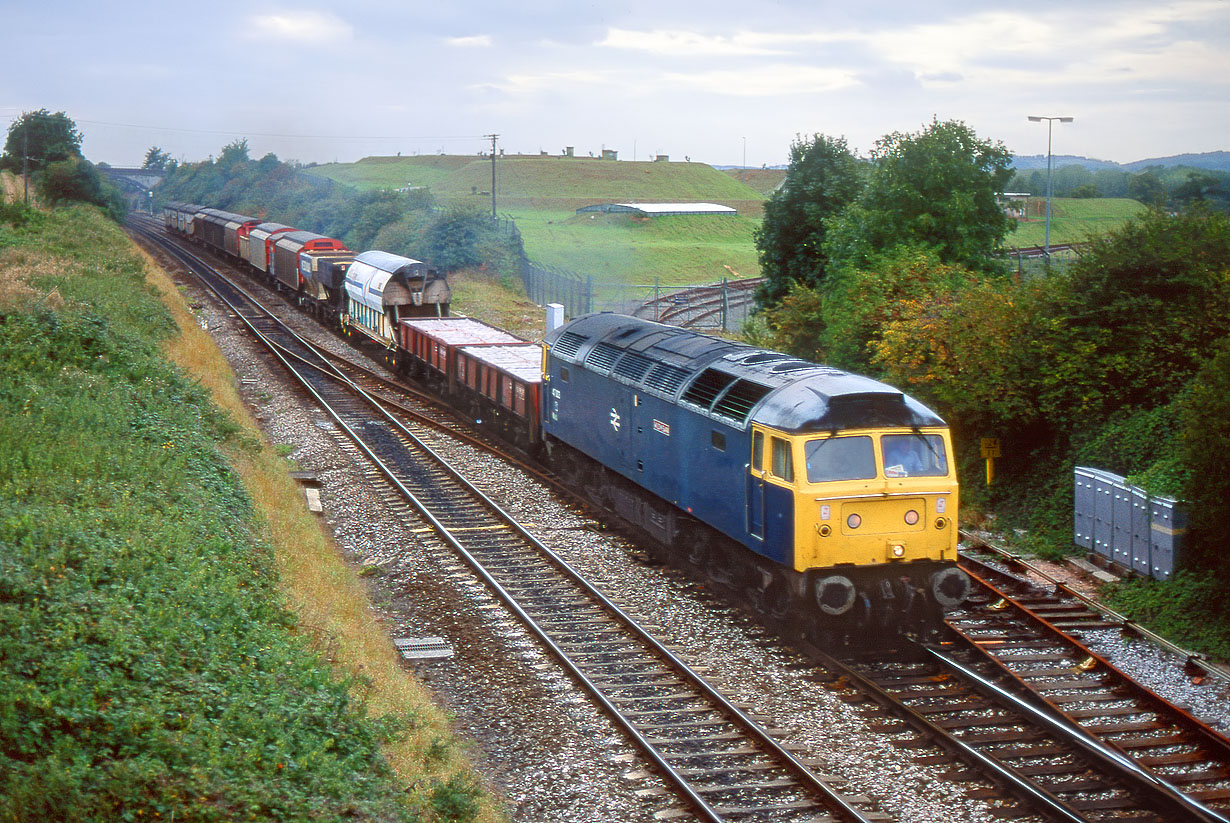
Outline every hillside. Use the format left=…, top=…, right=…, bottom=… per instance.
left=1007, top=197, right=1147, bottom=247
left=1012, top=151, right=1230, bottom=173
left=304, top=155, right=767, bottom=214
left=304, top=155, right=769, bottom=292
left=722, top=167, right=787, bottom=196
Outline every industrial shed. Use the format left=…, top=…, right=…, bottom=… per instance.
left=576, top=202, right=737, bottom=217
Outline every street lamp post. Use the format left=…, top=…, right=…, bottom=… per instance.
left=1027, top=115, right=1073, bottom=262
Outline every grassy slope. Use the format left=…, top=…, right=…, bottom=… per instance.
left=305, top=155, right=768, bottom=288
left=1007, top=197, right=1146, bottom=247
left=0, top=203, right=498, bottom=822
left=722, top=168, right=786, bottom=196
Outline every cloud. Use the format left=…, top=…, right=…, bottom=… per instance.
left=447, top=34, right=492, bottom=48
left=598, top=28, right=787, bottom=56
left=664, top=65, right=860, bottom=96
left=242, top=11, right=352, bottom=43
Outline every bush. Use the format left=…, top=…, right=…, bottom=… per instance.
left=36, top=157, right=127, bottom=222
left=1104, top=573, right=1230, bottom=660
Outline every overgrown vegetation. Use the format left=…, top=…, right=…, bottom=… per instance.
left=0, top=204, right=488, bottom=821
left=1, top=109, right=127, bottom=222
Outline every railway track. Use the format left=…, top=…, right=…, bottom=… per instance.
left=134, top=217, right=1230, bottom=821
left=132, top=218, right=886, bottom=823
left=801, top=549, right=1230, bottom=822
left=634, top=277, right=762, bottom=329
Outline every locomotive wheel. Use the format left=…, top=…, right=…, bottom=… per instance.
left=707, top=542, right=740, bottom=591
left=751, top=566, right=793, bottom=621
left=682, top=532, right=711, bottom=572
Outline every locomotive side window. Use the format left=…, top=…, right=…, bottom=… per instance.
left=752, top=430, right=764, bottom=471
left=881, top=434, right=948, bottom=478
left=770, top=437, right=794, bottom=482
left=805, top=436, right=876, bottom=483
left=711, top=430, right=726, bottom=451
left=559, top=367, right=570, bottom=383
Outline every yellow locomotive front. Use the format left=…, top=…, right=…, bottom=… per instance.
left=797, top=428, right=958, bottom=568
left=748, top=420, right=967, bottom=630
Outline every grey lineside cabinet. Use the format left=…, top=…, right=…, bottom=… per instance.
left=1074, top=467, right=1187, bottom=581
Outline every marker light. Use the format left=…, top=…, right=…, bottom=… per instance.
left=847, top=513, right=862, bottom=529
left=904, top=509, right=920, bottom=526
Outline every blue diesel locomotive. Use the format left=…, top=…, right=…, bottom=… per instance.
left=541, top=313, right=969, bottom=635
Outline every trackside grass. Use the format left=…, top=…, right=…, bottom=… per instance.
left=0, top=203, right=500, bottom=822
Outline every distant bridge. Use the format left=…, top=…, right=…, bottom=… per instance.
left=100, top=167, right=164, bottom=195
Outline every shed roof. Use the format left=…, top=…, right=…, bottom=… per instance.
left=575, top=202, right=737, bottom=217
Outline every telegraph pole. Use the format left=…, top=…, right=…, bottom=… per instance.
left=484, top=133, right=498, bottom=220
left=23, top=113, right=29, bottom=205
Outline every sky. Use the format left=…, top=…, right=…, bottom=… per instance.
left=2, top=1, right=1227, bottom=169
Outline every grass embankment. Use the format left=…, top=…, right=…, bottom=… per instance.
left=305, top=156, right=767, bottom=288
left=508, top=209, right=762, bottom=288
left=0, top=202, right=501, bottom=822
left=1007, top=197, right=1146, bottom=247
left=721, top=168, right=786, bottom=196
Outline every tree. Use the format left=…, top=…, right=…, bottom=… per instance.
left=1, top=109, right=82, bottom=173
left=420, top=208, right=493, bottom=272
left=1178, top=338, right=1230, bottom=574
left=143, top=146, right=173, bottom=172
left=1053, top=207, right=1230, bottom=417
left=753, top=134, right=862, bottom=308
left=818, top=245, right=977, bottom=373
left=1171, top=172, right=1223, bottom=208
left=217, top=138, right=250, bottom=169
left=824, top=119, right=1014, bottom=274
left=37, top=156, right=127, bottom=221
left=1128, top=171, right=1166, bottom=207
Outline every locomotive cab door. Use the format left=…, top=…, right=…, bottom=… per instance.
left=747, top=429, right=766, bottom=540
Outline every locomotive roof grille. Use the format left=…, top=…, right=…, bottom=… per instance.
left=643, top=363, right=690, bottom=395
left=585, top=342, right=621, bottom=372
left=681, top=368, right=737, bottom=409
left=552, top=331, right=586, bottom=359
left=713, top=379, right=773, bottom=423
left=613, top=351, right=654, bottom=382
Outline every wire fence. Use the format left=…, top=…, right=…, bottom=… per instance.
left=499, top=212, right=1081, bottom=331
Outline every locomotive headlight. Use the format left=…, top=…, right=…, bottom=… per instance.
left=904, top=509, right=920, bottom=526
left=890, top=544, right=906, bottom=558
left=846, top=513, right=862, bottom=529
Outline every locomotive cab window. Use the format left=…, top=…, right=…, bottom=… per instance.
left=751, top=430, right=764, bottom=471
left=805, top=436, right=876, bottom=483
left=770, top=437, right=794, bottom=482
left=881, top=433, right=948, bottom=478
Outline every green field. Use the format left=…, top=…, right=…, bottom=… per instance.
left=305, top=155, right=767, bottom=288
left=1007, top=197, right=1146, bottom=247
left=510, top=209, right=762, bottom=286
